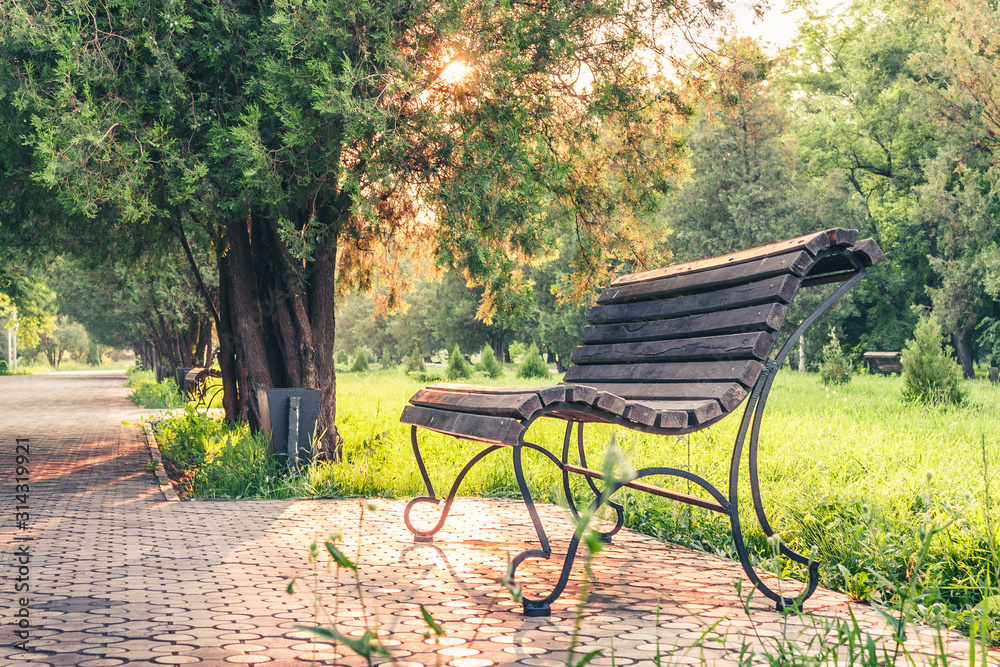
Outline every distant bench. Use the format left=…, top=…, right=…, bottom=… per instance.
left=863, top=351, right=902, bottom=375
left=400, top=228, right=884, bottom=616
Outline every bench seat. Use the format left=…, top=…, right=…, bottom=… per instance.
left=402, top=383, right=700, bottom=445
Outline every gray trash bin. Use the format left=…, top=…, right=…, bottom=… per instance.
left=257, top=388, right=322, bottom=470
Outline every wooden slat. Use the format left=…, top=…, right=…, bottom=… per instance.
left=564, top=385, right=597, bottom=405
left=571, top=332, right=776, bottom=365
left=621, top=401, right=657, bottom=426
left=589, top=275, right=799, bottom=324
left=564, top=360, right=763, bottom=387
left=852, top=238, right=886, bottom=267
left=657, top=410, right=690, bottom=429
left=598, top=250, right=813, bottom=305
left=612, top=230, right=836, bottom=287
left=400, top=405, right=524, bottom=445
left=594, top=392, right=627, bottom=416
left=567, top=382, right=749, bottom=412
left=635, top=399, right=722, bottom=425
left=580, top=303, right=788, bottom=345
left=562, top=464, right=726, bottom=513
left=410, top=388, right=541, bottom=420
left=826, top=228, right=859, bottom=247
left=801, top=271, right=857, bottom=288
left=426, top=383, right=566, bottom=406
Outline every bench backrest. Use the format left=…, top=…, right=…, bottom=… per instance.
left=563, top=228, right=884, bottom=428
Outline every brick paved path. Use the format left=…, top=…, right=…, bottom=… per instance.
left=0, top=371, right=994, bottom=666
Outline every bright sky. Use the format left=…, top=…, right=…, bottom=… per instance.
left=729, top=0, right=846, bottom=52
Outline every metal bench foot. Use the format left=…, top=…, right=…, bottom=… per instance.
left=403, top=426, right=504, bottom=541
left=523, top=600, right=551, bottom=617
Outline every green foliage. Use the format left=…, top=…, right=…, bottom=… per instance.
left=445, top=344, right=472, bottom=380
left=517, top=344, right=549, bottom=379
left=0, top=360, right=7, bottom=373
left=350, top=347, right=369, bottom=373
left=406, top=344, right=427, bottom=373
left=189, top=430, right=284, bottom=499
left=404, top=345, right=426, bottom=374
left=86, top=343, right=101, bottom=366
left=125, top=365, right=152, bottom=387
left=475, top=345, right=504, bottom=378
left=977, top=317, right=1000, bottom=367
left=155, top=406, right=225, bottom=472
left=336, top=349, right=349, bottom=365
left=901, top=313, right=965, bottom=405
left=128, top=378, right=187, bottom=409
left=819, top=329, right=852, bottom=386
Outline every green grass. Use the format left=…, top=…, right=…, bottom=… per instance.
left=153, top=366, right=1000, bottom=637
left=126, top=367, right=187, bottom=409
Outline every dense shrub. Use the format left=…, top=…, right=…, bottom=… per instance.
left=0, top=360, right=7, bottom=373
left=125, top=365, right=154, bottom=387
left=445, top=344, right=472, bottom=380
left=475, top=345, right=504, bottom=378
left=336, top=349, right=349, bottom=365
left=404, top=344, right=425, bottom=374
left=517, top=344, right=549, bottom=379
left=350, top=346, right=369, bottom=372
left=155, top=405, right=224, bottom=470
left=901, top=313, right=964, bottom=405
left=128, top=377, right=187, bottom=409
left=819, top=329, right=852, bottom=386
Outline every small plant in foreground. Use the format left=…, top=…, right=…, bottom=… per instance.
left=445, top=344, right=472, bottom=380
left=901, top=312, right=964, bottom=405
left=819, top=329, right=852, bottom=386
left=475, top=345, right=504, bottom=378
left=144, top=459, right=159, bottom=474
left=517, top=344, right=549, bottom=379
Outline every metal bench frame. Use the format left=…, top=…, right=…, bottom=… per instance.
left=402, top=235, right=878, bottom=616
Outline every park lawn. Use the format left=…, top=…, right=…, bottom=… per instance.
left=155, top=366, right=1000, bottom=635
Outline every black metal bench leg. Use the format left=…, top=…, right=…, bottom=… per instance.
left=560, top=422, right=581, bottom=521
left=576, top=423, right=625, bottom=543
left=403, top=426, right=504, bottom=543
left=729, top=364, right=819, bottom=611
left=511, top=443, right=564, bottom=617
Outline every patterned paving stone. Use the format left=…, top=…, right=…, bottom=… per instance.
left=1, top=370, right=999, bottom=666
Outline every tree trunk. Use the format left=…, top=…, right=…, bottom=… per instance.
left=224, top=214, right=275, bottom=429
left=216, top=244, right=241, bottom=424
left=305, top=234, right=340, bottom=458
left=953, top=331, right=975, bottom=380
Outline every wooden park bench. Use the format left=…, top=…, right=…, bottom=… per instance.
left=183, top=367, right=223, bottom=408
left=400, top=228, right=884, bottom=616
left=862, top=351, right=902, bottom=375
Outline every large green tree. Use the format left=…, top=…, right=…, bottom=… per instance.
left=782, top=0, right=949, bottom=356
left=2, top=0, right=695, bottom=456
